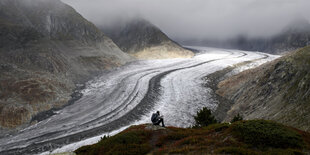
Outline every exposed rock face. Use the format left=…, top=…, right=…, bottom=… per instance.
left=182, top=19, right=310, bottom=54
left=0, top=0, right=132, bottom=129
left=101, top=19, right=194, bottom=59
left=217, top=46, right=310, bottom=131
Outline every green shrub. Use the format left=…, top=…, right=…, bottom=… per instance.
left=194, top=107, right=217, bottom=127
left=231, top=113, right=243, bottom=123
left=231, top=120, right=304, bottom=149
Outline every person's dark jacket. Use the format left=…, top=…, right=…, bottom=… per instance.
left=151, top=113, right=159, bottom=123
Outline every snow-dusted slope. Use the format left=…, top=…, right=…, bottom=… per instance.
left=0, top=47, right=279, bottom=155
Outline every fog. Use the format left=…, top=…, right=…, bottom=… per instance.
left=62, top=0, right=310, bottom=40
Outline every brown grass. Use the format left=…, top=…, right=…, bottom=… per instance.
left=75, top=121, right=310, bottom=155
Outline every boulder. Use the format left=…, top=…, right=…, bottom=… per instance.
left=145, top=124, right=166, bottom=131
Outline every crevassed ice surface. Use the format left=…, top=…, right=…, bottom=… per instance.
left=0, top=46, right=280, bottom=155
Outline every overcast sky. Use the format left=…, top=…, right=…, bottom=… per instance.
left=62, top=0, right=310, bottom=40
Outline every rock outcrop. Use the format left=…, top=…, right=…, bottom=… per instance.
left=216, top=46, right=310, bottom=131
left=145, top=124, right=166, bottom=131
left=101, top=19, right=194, bottom=59
left=0, top=0, right=132, bottom=130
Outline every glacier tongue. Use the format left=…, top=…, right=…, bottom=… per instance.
left=0, top=46, right=280, bottom=155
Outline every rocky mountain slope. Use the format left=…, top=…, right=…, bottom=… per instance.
left=75, top=121, right=310, bottom=155
left=182, top=19, right=310, bottom=54
left=101, top=19, right=194, bottom=59
left=0, top=0, right=132, bottom=130
left=216, top=46, right=310, bottom=131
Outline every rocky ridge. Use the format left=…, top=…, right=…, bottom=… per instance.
left=0, top=0, right=132, bottom=130
left=101, top=19, right=194, bottom=59
left=216, top=46, right=310, bottom=131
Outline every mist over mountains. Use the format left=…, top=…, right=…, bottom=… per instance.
left=0, top=0, right=308, bottom=133
left=180, top=18, right=310, bottom=53
left=1, top=0, right=310, bottom=154
left=101, top=18, right=194, bottom=59
left=62, top=0, right=310, bottom=41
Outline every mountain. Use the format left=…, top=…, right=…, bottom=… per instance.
left=75, top=121, right=310, bottom=154
left=101, top=19, right=194, bottom=59
left=182, top=19, right=310, bottom=54
left=0, top=0, right=132, bottom=130
left=216, top=46, right=310, bottom=131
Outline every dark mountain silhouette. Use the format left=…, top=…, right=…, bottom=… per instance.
left=101, top=18, right=194, bottom=59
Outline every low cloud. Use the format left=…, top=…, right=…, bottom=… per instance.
left=62, top=0, right=310, bottom=40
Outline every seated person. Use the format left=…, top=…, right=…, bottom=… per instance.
left=151, top=111, right=165, bottom=127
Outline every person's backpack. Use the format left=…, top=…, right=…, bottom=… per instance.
left=151, top=113, right=157, bottom=122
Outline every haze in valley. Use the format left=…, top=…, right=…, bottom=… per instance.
left=62, top=0, right=310, bottom=41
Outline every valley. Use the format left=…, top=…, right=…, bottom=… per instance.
left=0, top=47, right=278, bottom=154
left=1, top=0, right=310, bottom=155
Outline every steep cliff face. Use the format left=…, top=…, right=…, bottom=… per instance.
left=0, top=0, right=132, bottom=129
left=102, top=19, right=194, bottom=59
left=216, top=46, right=310, bottom=131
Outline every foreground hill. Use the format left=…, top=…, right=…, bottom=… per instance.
left=75, top=120, right=310, bottom=155
left=101, top=19, right=194, bottom=59
left=0, top=0, right=132, bottom=130
left=217, top=46, right=310, bottom=131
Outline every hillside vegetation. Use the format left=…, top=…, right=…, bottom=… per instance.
left=217, top=46, right=310, bottom=131
left=75, top=120, right=310, bottom=155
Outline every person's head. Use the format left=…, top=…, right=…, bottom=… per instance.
left=157, top=111, right=160, bottom=115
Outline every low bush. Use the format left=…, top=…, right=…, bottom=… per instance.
left=231, top=113, right=243, bottom=123
left=193, top=107, right=217, bottom=127
left=231, top=120, right=304, bottom=148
